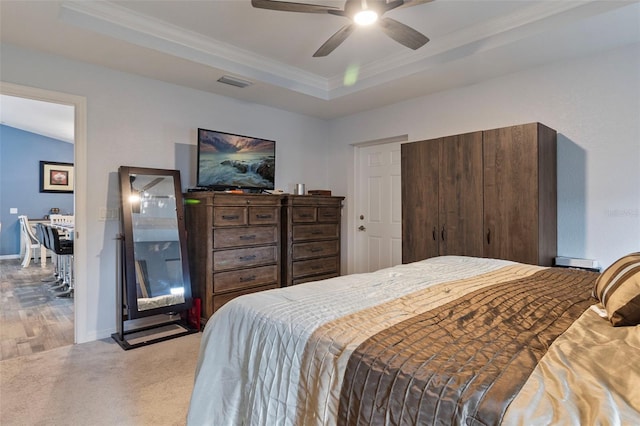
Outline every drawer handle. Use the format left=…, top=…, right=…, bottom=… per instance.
left=300, top=214, right=313, bottom=218
left=321, top=213, right=334, bottom=217
left=239, top=255, right=257, bottom=261
left=240, top=275, right=256, bottom=283
left=311, top=231, right=324, bottom=235
left=239, top=235, right=256, bottom=241
left=222, top=215, right=240, bottom=220
left=310, top=247, right=324, bottom=253
left=311, top=265, right=322, bottom=270
left=256, top=214, right=272, bottom=219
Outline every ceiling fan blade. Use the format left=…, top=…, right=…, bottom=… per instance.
left=251, top=0, right=339, bottom=13
left=392, top=0, right=434, bottom=10
left=382, top=0, right=405, bottom=13
left=313, top=24, right=355, bottom=57
left=378, top=17, right=429, bottom=50
left=141, top=177, right=165, bottom=192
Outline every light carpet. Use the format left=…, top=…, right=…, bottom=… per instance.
left=0, top=332, right=202, bottom=425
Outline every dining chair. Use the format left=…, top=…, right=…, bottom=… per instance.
left=18, top=215, right=41, bottom=268
left=46, top=225, right=74, bottom=298
left=50, top=214, right=74, bottom=238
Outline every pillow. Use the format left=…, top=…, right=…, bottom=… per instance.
left=593, top=252, right=640, bottom=326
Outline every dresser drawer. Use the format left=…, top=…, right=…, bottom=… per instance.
left=318, top=207, right=340, bottom=222
left=292, top=240, right=339, bottom=260
left=213, top=195, right=280, bottom=206
left=213, top=265, right=279, bottom=293
left=214, top=246, right=278, bottom=271
left=289, top=196, right=342, bottom=206
left=292, top=224, right=339, bottom=241
left=213, top=206, right=246, bottom=226
left=212, top=284, right=278, bottom=312
left=249, top=207, right=279, bottom=225
left=292, top=256, right=339, bottom=278
left=292, top=207, right=316, bottom=223
left=214, top=226, right=278, bottom=249
left=292, top=272, right=339, bottom=285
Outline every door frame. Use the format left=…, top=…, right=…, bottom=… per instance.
left=1, top=81, right=87, bottom=344
left=350, top=134, right=408, bottom=274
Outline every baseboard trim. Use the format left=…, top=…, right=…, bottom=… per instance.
left=0, top=254, right=21, bottom=260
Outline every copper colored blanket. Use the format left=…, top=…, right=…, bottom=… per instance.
left=338, top=268, right=596, bottom=426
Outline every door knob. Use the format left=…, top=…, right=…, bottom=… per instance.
left=358, top=225, right=366, bottom=231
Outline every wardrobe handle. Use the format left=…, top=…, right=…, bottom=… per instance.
left=441, top=226, right=445, bottom=241
left=432, top=227, right=436, bottom=241
left=487, top=228, right=491, bottom=245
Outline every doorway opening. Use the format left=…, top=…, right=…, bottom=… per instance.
left=0, top=82, right=88, bottom=357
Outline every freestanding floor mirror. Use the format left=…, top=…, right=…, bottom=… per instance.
left=112, top=166, right=198, bottom=350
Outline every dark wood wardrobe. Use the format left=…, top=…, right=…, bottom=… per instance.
left=401, top=122, right=557, bottom=266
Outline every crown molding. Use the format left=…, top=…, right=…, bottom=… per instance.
left=59, top=1, right=331, bottom=99
left=58, top=0, right=625, bottom=102
left=326, top=0, right=624, bottom=97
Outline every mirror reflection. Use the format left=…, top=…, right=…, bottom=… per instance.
left=115, top=166, right=196, bottom=349
left=126, top=172, right=185, bottom=311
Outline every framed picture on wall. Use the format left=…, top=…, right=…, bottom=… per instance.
left=40, top=161, right=74, bottom=193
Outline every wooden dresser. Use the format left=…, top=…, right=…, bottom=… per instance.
left=184, top=192, right=282, bottom=320
left=282, top=195, right=344, bottom=286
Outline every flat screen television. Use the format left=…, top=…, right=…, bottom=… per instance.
left=196, top=128, right=275, bottom=191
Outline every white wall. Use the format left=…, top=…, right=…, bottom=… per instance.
left=1, top=43, right=330, bottom=342
left=328, top=43, right=640, bottom=271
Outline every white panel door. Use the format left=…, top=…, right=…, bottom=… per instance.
left=354, top=142, right=402, bottom=273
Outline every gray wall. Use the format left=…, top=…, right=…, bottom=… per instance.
left=327, top=43, right=640, bottom=271
left=2, top=40, right=639, bottom=342
left=1, top=43, right=331, bottom=343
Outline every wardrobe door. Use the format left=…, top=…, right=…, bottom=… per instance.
left=483, top=124, right=540, bottom=264
left=439, top=132, right=484, bottom=257
left=401, top=139, right=440, bottom=263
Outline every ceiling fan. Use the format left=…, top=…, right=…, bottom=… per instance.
left=251, top=0, right=432, bottom=57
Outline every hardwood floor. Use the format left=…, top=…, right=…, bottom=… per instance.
left=0, top=259, right=74, bottom=361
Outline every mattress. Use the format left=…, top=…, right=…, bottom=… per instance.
left=187, top=256, right=640, bottom=425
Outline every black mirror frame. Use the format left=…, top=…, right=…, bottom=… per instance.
left=118, top=166, right=193, bottom=319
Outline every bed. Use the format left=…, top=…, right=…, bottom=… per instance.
left=187, top=255, right=640, bottom=425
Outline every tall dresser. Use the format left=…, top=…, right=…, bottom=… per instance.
left=282, top=195, right=344, bottom=286
left=184, top=192, right=282, bottom=320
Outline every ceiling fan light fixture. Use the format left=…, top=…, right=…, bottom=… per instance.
left=354, top=10, right=378, bottom=26
left=251, top=0, right=431, bottom=56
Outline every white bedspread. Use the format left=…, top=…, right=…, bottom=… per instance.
left=187, top=256, right=640, bottom=425
left=187, top=256, right=515, bottom=425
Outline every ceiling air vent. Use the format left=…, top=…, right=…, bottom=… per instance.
left=217, top=75, right=253, bottom=88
